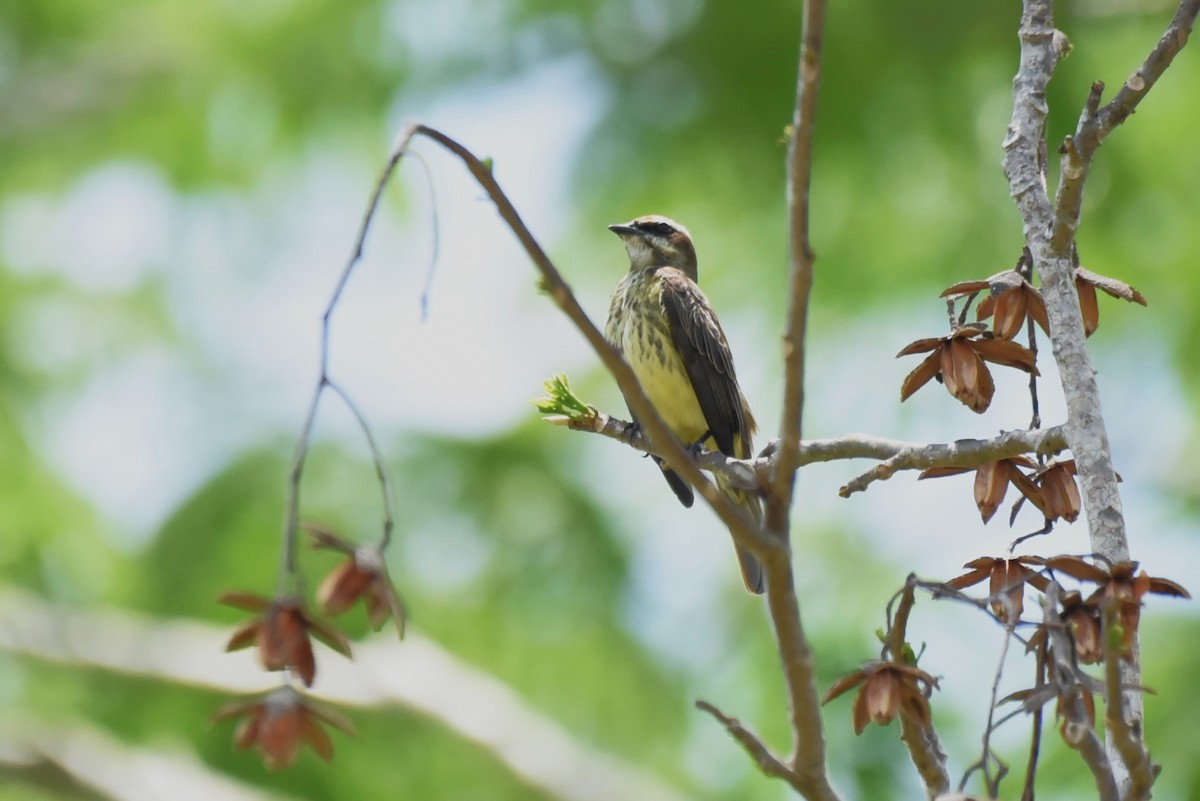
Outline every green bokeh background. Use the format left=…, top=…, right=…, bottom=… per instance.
left=2, top=1, right=1199, bottom=799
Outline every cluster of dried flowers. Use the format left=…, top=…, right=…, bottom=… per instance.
left=213, top=528, right=406, bottom=769
left=822, top=538, right=1191, bottom=747
left=921, top=457, right=1082, bottom=526
left=823, top=251, right=1188, bottom=783
left=897, top=253, right=1146, bottom=414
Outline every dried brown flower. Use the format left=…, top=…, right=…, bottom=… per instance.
left=212, top=687, right=355, bottom=770
left=823, top=661, right=938, bottom=735
left=1042, top=556, right=1190, bottom=657
left=920, top=456, right=1041, bottom=524
left=945, top=556, right=1049, bottom=622
left=310, top=527, right=407, bottom=637
left=898, top=325, right=1038, bottom=413
left=1032, top=460, right=1081, bottom=523
left=942, top=270, right=1050, bottom=340
left=1075, top=267, right=1147, bottom=337
left=221, top=591, right=352, bottom=687
left=1025, top=588, right=1104, bottom=665
left=1062, top=590, right=1103, bottom=664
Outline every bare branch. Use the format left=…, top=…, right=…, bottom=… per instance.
left=838, top=427, right=1067, bottom=496
left=1102, top=605, right=1158, bottom=799
left=552, top=406, right=1067, bottom=498
left=1041, top=584, right=1118, bottom=801
left=763, top=555, right=837, bottom=801
left=1054, top=0, right=1200, bottom=250
left=1020, top=645, right=1047, bottom=801
left=767, top=4, right=838, bottom=788
left=966, top=609, right=1020, bottom=798
left=694, top=701, right=798, bottom=784
left=771, top=0, right=827, bottom=528
left=1004, top=2, right=1198, bottom=790
left=887, top=583, right=951, bottom=799
left=325, top=379, right=396, bottom=550
left=280, top=133, right=418, bottom=589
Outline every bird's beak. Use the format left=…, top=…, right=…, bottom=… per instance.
left=607, top=222, right=639, bottom=238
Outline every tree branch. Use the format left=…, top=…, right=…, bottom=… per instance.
left=694, top=701, right=799, bottom=784
left=771, top=0, right=826, bottom=527
left=836, top=427, right=1067, bottom=497
left=1054, top=0, right=1200, bottom=251
left=1056, top=0, right=1195, bottom=256
left=1003, top=2, right=1198, bottom=792
left=761, top=4, right=835, bottom=790
left=550, top=405, right=1067, bottom=497
left=886, top=583, right=950, bottom=800
left=1102, top=604, right=1157, bottom=800
left=966, top=612, right=1020, bottom=798
left=1041, top=584, right=1118, bottom=801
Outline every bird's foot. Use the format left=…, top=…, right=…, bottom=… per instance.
left=625, top=420, right=644, bottom=448
left=686, top=430, right=713, bottom=458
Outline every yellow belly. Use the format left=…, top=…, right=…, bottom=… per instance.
left=623, top=321, right=710, bottom=447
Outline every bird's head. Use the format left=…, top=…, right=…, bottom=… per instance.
left=608, top=215, right=697, bottom=280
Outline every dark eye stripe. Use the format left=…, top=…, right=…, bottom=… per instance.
left=637, top=220, right=674, bottom=236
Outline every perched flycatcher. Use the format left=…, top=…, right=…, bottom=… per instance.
left=604, top=215, right=765, bottom=594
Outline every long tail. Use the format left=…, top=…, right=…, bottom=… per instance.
left=653, top=455, right=695, bottom=508
left=717, top=476, right=765, bottom=594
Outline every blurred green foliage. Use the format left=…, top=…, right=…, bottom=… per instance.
left=2, top=0, right=1199, bottom=799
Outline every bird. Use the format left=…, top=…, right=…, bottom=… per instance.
left=604, top=214, right=765, bottom=594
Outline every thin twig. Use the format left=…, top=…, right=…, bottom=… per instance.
left=1020, top=644, right=1046, bottom=801
left=768, top=7, right=836, bottom=789
left=1101, top=604, right=1157, bottom=799
left=838, top=427, right=1068, bottom=496
left=884, top=581, right=916, bottom=664
left=1041, top=583, right=1118, bottom=801
left=1009, top=519, right=1055, bottom=552
left=282, top=381, right=325, bottom=588
left=1052, top=0, right=1200, bottom=251
left=694, top=701, right=799, bottom=783
left=972, top=611, right=1019, bottom=798
left=770, top=0, right=827, bottom=534
left=280, top=136, right=415, bottom=591
left=887, top=580, right=951, bottom=799
left=409, top=151, right=442, bottom=323
left=1025, top=313, right=1042, bottom=433
left=325, top=379, right=396, bottom=550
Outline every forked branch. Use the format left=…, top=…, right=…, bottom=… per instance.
left=1002, top=1, right=1198, bottom=792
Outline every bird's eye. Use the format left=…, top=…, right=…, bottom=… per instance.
left=652, top=222, right=674, bottom=236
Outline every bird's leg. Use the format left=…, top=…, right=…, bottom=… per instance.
left=625, top=419, right=653, bottom=458
left=686, top=430, right=713, bottom=458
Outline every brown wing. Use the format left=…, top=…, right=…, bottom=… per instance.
left=659, top=269, right=754, bottom=457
